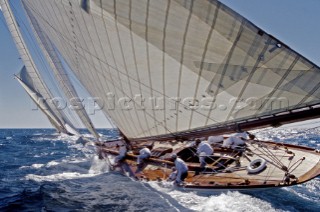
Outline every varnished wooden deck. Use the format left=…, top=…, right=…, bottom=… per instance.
left=98, top=139, right=320, bottom=190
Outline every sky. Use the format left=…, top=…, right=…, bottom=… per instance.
left=0, top=0, right=319, bottom=129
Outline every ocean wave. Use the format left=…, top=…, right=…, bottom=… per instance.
left=25, top=172, right=98, bottom=182
left=148, top=182, right=286, bottom=212
left=19, top=164, right=45, bottom=169
left=24, top=155, right=111, bottom=183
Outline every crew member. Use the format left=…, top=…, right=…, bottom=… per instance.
left=135, top=146, right=152, bottom=173
left=171, top=154, right=188, bottom=185
left=114, top=143, right=127, bottom=166
left=196, top=139, right=213, bottom=171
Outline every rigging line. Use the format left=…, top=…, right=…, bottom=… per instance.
left=260, top=145, right=286, bottom=168
left=250, top=135, right=287, bottom=167
left=24, top=0, right=222, bottom=124
left=175, top=0, right=193, bottom=132
left=287, top=158, right=304, bottom=174
left=113, top=0, right=146, bottom=135
left=188, top=2, right=219, bottom=130
left=260, top=144, right=278, bottom=182
left=249, top=142, right=286, bottom=171
left=128, top=0, right=151, bottom=137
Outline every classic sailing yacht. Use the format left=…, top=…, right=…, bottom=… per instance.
left=1, top=0, right=319, bottom=190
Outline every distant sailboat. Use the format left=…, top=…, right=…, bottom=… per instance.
left=15, top=66, right=73, bottom=135
left=1, top=0, right=80, bottom=135
left=1, top=0, right=319, bottom=190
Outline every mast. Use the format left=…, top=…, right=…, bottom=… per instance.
left=22, top=3, right=99, bottom=139
left=0, top=0, right=77, bottom=135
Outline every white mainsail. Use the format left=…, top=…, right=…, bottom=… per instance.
left=22, top=0, right=320, bottom=140
left=23, top=3, right=99, bottom=139
left=0, top=0, right=78, bottom=135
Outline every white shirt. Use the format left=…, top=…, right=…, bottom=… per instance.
left=222, top=136, right=245, bottom=149
left=139, top=147, right=151, bottom=157
left=118, top=145, right=127, bottom=157
left=175, top=158, right=188, bottom=173
left=197, top=142, right=213, bottom=155
left=208, top=135, right=224, bottom=144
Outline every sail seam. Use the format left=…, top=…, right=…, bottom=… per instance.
left=175, top=0, right=193, bottom=132
left=188, top=2, right=220, bottom=129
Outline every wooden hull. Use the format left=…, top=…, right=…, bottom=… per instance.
left=97, top=138, right=320, bottom=191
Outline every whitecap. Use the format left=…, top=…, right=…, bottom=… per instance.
left=46, top=161, right=60, bottom=167
left=25, top=172, right=97, bottom=182
left=31, top=163, right=45, bottom=169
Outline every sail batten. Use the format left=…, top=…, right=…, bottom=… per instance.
left=21, top=0, right=320, bottom=139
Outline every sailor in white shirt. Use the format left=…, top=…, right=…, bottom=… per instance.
left=195, top=139, right=213, bottom=170
left=137, top=147, right=151, bottom=165
left=171, top=154, right=188, bottom=184
left=135, top=146, right=152, bottom=173
left=207, top=135, right=224, bottom=145
left=222, top=131, right=254, bottom=150
left=114, top=144, right=127, bottom=165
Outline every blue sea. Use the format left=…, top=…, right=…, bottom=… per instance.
left=0, top=128, right=319, bottom=211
